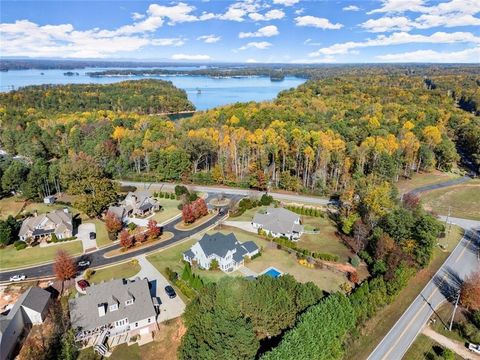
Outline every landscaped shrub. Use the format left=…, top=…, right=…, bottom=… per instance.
left=51, top=233, right=59, bottom=243
left=84, top=268, right=94, bottom=280
left=175, top=185, right=189, bottom=197
left=14, top=240, right=27, bottom=250
left=175, top=279, right=197, bottom=299
left=313, top=253, right=339, bottom=262
left=251, top=252, right=262, bottom=260
left=260, top=194, right=274, bottom=206
left=210, top=259, right=219, bottom=270
left=127, top=222, right=137, bottom=231
left=165, top=267, right=178, bottom=283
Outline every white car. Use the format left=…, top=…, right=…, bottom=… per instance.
left=77, top=260, right=91, bottom=267
left=9, top=275, right=26, bottom=282
left=468, top=343, right=480, bottom=354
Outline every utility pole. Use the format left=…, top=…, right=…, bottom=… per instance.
left=449, top=290, right=460, bottom=331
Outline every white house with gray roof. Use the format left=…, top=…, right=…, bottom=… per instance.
left=69, top=278, right=158, bottom=352
left=18, top=208, right=73, bottom=242
left=0, top=287, right=52, bottom=360
left=252, top=207, right=304, bottom=240
left=183, top=232, right=259, bottom=272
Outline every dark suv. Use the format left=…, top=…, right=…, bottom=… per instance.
left=164, top=285, right=176, bottom=299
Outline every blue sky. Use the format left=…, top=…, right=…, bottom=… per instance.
left=1, top=0, right=479, bottom=63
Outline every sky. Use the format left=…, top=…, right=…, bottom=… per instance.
left=1, top=0, right=479, bottom=63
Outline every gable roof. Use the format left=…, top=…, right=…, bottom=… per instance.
left=252, top=207, right=303, bottom=234
left=69, top=278, right=156, bottom=331
left=19, top=209, right=73, bottom=237
left=198, top=232, right=240, bottom=258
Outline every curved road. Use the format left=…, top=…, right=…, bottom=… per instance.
left=407, top=175, right=472, bottom=195
left=0, top=194, right=231, bottom=283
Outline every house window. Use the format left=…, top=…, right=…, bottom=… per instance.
left=109, top=304, right=118, bottom=311
left=125, top=299, right=134, bottom=306
left=135, top=322, right=138, bottom=327
left=148, top=318, right=151, bottom=323
left=115, top=318, right=128, bottom=327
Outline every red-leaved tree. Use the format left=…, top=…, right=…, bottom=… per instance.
left=105, top=211, right=122, bottom=235
left=196, top=198, right=209, bottom=217
left=53, top=249, right=77, bottom=294
left=460, top=270, right=480, bottom=310
left=119, top=229, right=133, bottom=249
left=147, top=219, right=161, bottom=239
left=182, top=204, right=195, bottom=224
left=135, top=232, right=146, bottom=244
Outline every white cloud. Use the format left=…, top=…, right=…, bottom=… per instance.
left=273, top=0, right=300, bottom=6
left=376, top=46, right=480, bottom=62
left=171, top=53, right=212, bottom=60
left=238, top=41, right=272, bottom=50
left=151, top=37, right=185, bottom=46
left=309, top=31, right=480, bottom=56
left=246, top=58, right=258, bottom=63
left=368, top=0, right=428, bottom=14
left=197, top=34, right=221, bottom=43
left=239, top=25, right=279, bottom=38
left=304, top=38, right=321, bottom=46
left=249, top=9, right=285, bottom=21
left=295, top=8, right=304, bottom=15
left=131, top=12, right=145, bottom=21
left=361, top=16, right=414, bottom=32
left=343, top=5, right=360, bottom=11
left=365, top=0, right=480, bottom=31
left=295, top=16, right=343, bottom=29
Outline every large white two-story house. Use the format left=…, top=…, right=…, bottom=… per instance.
left=18, top=209, right=73, bottom=242
left=107, top=190, right=160, bottom=222
left=252, top=207, right=304, bottom=240
left=69, top=278, right=158, bottom=355
left=183, top=232, right=259, bottom=273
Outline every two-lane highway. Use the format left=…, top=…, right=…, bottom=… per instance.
left=368, top=223, right=480, bottom=360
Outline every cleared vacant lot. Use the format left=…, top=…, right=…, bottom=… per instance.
left=0, top=197, right=25, bottom=219
left=421, top=179, right=480, bottom=220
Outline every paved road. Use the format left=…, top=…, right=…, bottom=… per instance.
left=120, top=180, right=334, bottom=206
left=368, top=225, right=480, bottom=360
left=407, top=175, right=472, bottom=195
left=0, top=194, right=229, bottom=282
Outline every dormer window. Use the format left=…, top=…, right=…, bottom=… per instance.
left=125, top=299, right=134, bottom=306
left=109, top=303, right=118, bottom=311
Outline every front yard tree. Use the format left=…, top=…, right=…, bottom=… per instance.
left=105, top=211, right=122, bottom=235
left=119, top=229, right=133, bottom=249
left=54, top=250, right=77, bottom=294
left=146, top=219, right=161, bottom=239
left=460, top=270, right=480, bottom=310
left=182, top=204, right=195, bottom=224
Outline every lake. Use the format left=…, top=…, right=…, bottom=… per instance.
left=0, top=68, right=305, bottom=110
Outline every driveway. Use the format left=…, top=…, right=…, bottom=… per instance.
left=126, top=215, right=153, bottom=227
left=77, top=223, right=97, bottom=252
left=131, top=255, right=185, bottom=323
left=224, top=221, right=257, bottom=234
left=422, top=326, right=480, bottom=360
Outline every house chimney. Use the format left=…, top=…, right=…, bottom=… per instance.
left=34, top=210, right=38, bottom=217
left=98, top=303, right=106, bottom=317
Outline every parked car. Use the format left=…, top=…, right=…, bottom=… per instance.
left=9, top=274, right=26, bottom=282
left=77, top=279, right=90, bottom=291
left=77, top=260, right=91, bottom=268
left=468, top=343, right=480, bottom=354
left=164, top=285, right=176, bottom=299
left=89, top=232, right=96, bottom=240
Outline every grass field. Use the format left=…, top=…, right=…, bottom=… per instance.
left=297, top=215, right=353, bottom=263
left=147, top=225, right=347, bottom=293
left=89, top=218, right=111, bottom=248
left=0, top=241, right=83, bottom=270
left=88, top=261, right=141, bottom=284
left=344, top=225, right=464, bottom=360
left=396, top=170, right=461, bottom=194
left=421, top=180, right=480, bottom=220
left=229, top=206, right=268, bottom=222
left=0, top=196, right=25, bottom=219
left=403, top=334, right=463, bottom=360
left=152, top=198, right=181, bottom=225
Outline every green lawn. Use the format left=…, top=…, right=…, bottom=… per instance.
left=152, top=198, right=182, bottom=225
left=229, top=206, right=268, bottom=222
left=0, top=241, right=83, bottom=270
left=344, top=225, right=464, bottom=360
left=89, top=218, right=111, bottom=248
left=297, top=215, right=353, bottom=263
left=147, top=225, right=347, bottom=293
left=421, top=180, right=480, bottom=220
left=88, top=261, right=141, bottom=284
left=396, top=170, right=461, bottom=194
left=0, top=196, right=25, bottom=219
left=403, top=334, right=463, bottom=360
